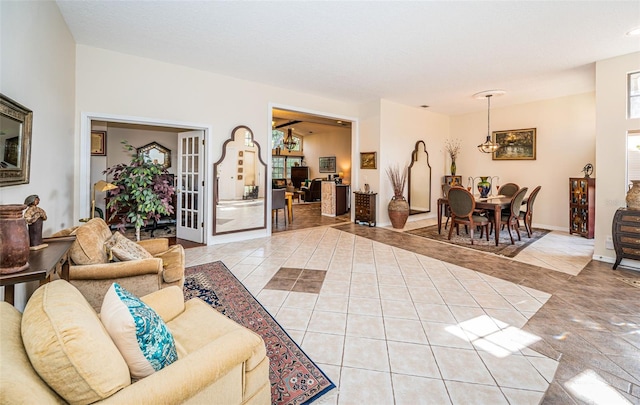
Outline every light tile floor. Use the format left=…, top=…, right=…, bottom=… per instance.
left=185, top=223, right=596, bottom=404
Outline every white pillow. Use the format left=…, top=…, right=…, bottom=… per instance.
left=100, top=283, right=178, bottom=379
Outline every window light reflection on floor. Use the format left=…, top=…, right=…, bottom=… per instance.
left=445, top=315, right=541, bottom=358
left=565, top=369, right=632, bottom=405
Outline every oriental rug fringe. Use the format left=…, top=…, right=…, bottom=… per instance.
left=184, top=262, right=335, bottom=405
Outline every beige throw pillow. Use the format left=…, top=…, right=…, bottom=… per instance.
left=105, top=232, right=154, bottom=261
left=21, top=280, right=130, bottom=404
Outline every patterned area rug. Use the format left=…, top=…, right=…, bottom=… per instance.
left=183, top=262, right=335, bottom=405
left=121, top=224, right=176, bottom=241
left=617, top=277, right=640, bottom=288
left=406, top=224, right=551, bottom=258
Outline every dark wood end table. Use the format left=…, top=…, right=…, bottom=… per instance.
left=0, top=236, right=75, bottom=305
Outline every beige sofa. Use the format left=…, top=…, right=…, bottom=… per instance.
left=0, top=280, right=270, bottom=405
left=53, top=218, right=185, bottom=311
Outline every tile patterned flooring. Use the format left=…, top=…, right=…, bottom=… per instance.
left=185, top=219, right=640, bottom=404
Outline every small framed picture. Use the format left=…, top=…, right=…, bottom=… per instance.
left=238, top=168, right=243, bottom=173
left=238, top=151, right=244, bottom=157
left=319, top=156, right=336, bottom=173
left=237, top=174, right=243, bottom=180
left=91, top=131, right=107, bottom=156
left=360, top=152, right=377, bottom=169
left=238, top=159, right=243, bottom=165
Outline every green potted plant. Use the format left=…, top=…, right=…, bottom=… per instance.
left=104, top=141, right=176, bottom=241
left=386, top=163, right=409, bottom=229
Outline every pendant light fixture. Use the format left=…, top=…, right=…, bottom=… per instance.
left=283, top=128, right=298, bottom=151
left=475, top=90, right=505, bottom=154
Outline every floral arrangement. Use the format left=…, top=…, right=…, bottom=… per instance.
left=444, top=138, right=461, bottom=161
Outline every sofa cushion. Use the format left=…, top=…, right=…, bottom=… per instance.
left=155, top=244, right=185, bottom=283
left=105, top=231, right=154, bottom=261
left=69, top=218, right=113, bottom=264
left=21, top=280, right=130, bottom=404
left=101, top=283, right=178, bottom=380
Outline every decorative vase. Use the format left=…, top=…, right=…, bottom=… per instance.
left=477, top=176, right=491, bottom=198
left=450, top=159, right=456, bottom=176
left=626, top=180, right=640, bottom=210
left=0, top=204, right=30, bottom=274
left=388, top=195, right=410, bottom=229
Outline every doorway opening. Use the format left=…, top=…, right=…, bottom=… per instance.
left=270, top=107, right=355, bottom=233
left=80, top=114, right=208, bottom=245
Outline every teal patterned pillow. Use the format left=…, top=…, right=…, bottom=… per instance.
left=100, top=283, right=178, bottom=379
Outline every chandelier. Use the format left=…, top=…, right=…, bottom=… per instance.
left=475, top=90, right=504, bottom=154
left=283, top=128, right=298, bottom=151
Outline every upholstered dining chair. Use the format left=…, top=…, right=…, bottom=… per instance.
left=493, top=187, right=528, bottom=244
left=519, top=185, right=541, bottom=237
left=272, top=188, right=287, bottom=225
left=442, top=184, right=453, bottom=230
left=499, top=182, right=519, bottom=197
left=447, top=187, right=490, bottom=245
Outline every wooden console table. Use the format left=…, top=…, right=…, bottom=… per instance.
left=0, top=236, right=75, bottom=305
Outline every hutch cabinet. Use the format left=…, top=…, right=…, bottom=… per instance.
left=569, top=177, right=595, bottom=239
left=612, top=208, right=640, bottom=269
left=354, top=192, right=376, bottom=226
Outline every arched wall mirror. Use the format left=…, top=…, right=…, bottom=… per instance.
left=213, top=125, right=267, bottom=235
left=408, top=140, right=432, bottom=214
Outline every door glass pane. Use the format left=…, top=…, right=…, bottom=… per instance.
left=630, top=71, right=640, bottom=119
left=628, top=132, right=640, bottom=183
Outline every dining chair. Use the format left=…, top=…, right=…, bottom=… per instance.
left=492, top=187, right=528, bottom=244
left=499, top=182, right=519, bottom=197
left=442, top=184, right=453, bottom=230
left=272, top=188, right=287, bottom=225
left=519, top=185, right=541, bottom=237
left=447, top=187, right=490, bottom=245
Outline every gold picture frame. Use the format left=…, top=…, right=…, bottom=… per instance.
left=492, top=128, right=536, bottom=160
left=91, top=131, right=107, bottom=156
left=360, top=152, right=377, bottom=169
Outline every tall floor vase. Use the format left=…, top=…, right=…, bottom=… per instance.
left=388, top=195, right=409, bottom=229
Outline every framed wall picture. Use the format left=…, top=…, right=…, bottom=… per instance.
left=238, top=151, right=244, bottom=157
left=319, top=156, right=336, bottom=173
left=492, top=128, right=536, bottom=160
left=360, top=152, right=377, bottom=169
left=91, top=130, right=107, bottom=156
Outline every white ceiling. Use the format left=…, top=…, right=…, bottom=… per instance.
left=56, top=1, right=640, bottom=116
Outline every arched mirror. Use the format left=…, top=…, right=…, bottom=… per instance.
left=213, top=126, right=267, bottom=235
left=408, top=140, right=432, bottom=214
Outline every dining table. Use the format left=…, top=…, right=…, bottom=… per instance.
left=437, top=195, right=513, bottom=246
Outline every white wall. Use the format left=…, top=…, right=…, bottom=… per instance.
left=379, top=100, right=450, bottom=226
left=452, top=93, right=596, bottom=231
left=302, top=129, right=351, bottom=181
left=0, top=1, right=76, bottom=309
left=594, top=52, right=640, bottom=267
left=74, top=45, right=359, bottom=243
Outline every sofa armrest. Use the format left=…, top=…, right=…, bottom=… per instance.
left=68, top=259, right=162, bottom=280
left=141, top=286, right=185, bottom=323
left=137, top=238, right=170, bottom=255
left=99, top=328, right=267, bottom=405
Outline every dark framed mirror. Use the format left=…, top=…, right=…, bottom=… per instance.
left=408, top=140, right=432, bottom=214
left=137, top=141, right=171, bottom=170
left=213, top=125, right=267, bottom=235
left=0, top=94, right=32, bottom=186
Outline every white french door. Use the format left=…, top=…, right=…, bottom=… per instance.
left=177, top=131, right=204, bottom=243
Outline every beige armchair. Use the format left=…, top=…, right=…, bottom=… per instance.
left=53, top=218, right=185, bottom=311
left=0, top=280, right=270, bottom=404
